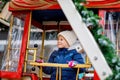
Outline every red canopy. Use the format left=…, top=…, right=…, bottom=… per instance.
left=9, top=0, right=60, bottom=11
left=9, top=0, right=120, bottom=11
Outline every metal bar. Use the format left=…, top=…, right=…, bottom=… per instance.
left=59, top=67, right=61, bottom=80
left=56, top=67, right=58, bottom=80
left=40, top=66, right=43, bottom=80
left=76, top=68, right=80, bottom=80
left=40, top=27, right=45, bottom=59
left=5, top=15, right=13, bottom=71
left=24, top=11, right=32, bottom=72
left=30, top=62, right=91, bottom=68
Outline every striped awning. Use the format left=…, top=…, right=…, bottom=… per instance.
left=9, top=0, right=120, bottom=11
left=9, top=0, right=60, bottom=11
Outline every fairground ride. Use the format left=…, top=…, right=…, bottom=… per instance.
left=0, top=0, right=120, bottom=80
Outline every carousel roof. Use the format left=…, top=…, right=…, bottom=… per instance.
left=9, top=0, right=120, bottom=11
left=8, top=0, right=120, bottom=30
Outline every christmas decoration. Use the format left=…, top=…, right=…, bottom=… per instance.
left=73, top=0, right=120, bottom=79
left=0, top=0, right=9, bottom=12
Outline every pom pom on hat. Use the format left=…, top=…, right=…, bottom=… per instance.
left=58, top=31, right=77, bottom=46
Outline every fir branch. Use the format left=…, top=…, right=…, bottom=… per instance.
left=73, top=0, right=120, bottom=79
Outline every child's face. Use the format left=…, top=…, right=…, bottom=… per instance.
left=57, top=35, right=70, bottom=48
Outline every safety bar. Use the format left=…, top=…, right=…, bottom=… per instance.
left=30, top=62, right=92, bottom=80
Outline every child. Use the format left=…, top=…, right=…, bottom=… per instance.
left=41, top=30, right=85, bottom=80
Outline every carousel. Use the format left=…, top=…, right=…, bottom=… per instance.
left=0, top=0, right=120, bottom=80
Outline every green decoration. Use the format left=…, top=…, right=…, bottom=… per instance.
left=73, top=0, right=120, bottom=79
left=0, top=0, right=9, bottom=12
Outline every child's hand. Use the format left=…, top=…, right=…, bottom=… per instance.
left=35, top=59, right=44, bottom=63
left=68, top=60, right=78, bottom=68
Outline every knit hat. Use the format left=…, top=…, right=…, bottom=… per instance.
left=58, top=31, right=77, bottom=46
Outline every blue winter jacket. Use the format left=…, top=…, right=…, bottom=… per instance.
left=43, top=48, right=85, bottom=80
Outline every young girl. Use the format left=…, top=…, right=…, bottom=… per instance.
left=42, top=30, right=85, bottom=80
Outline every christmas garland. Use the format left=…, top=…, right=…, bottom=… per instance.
left=73, top=0, right=120, bottom=79
left=0, top=0, right=8, bottom=12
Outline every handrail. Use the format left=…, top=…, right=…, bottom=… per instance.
left=30, top=62, right=92, bottom=68
left=30, top=62, right=92, bottom=80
